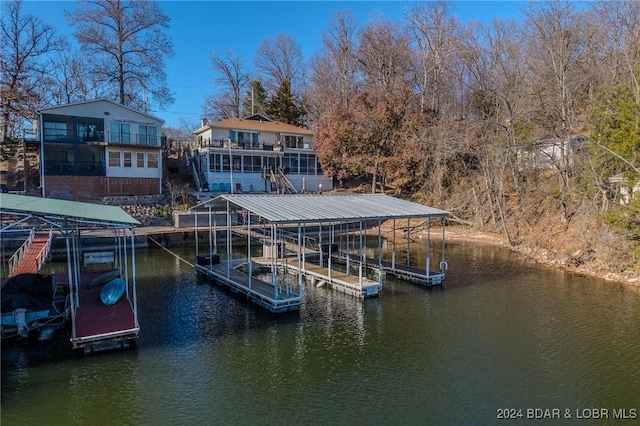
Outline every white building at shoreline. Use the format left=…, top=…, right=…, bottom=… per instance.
left=193, top=114, right=332, bottom=193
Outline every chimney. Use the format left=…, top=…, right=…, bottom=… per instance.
left=201, top=118, right=208, bottom=127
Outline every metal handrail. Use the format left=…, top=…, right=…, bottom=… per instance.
left=8, top=228, right=35, bottom=276
left=33, top=229, right=54, bottom=273
left=7, top=228, right=53, bottom=276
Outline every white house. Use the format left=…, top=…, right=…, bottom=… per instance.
left=609, top=173, right=640, bottom=205
left=193, top=114, right=332, bottom=193
left=518, top=137, right=585, bottom=170
left=37, top=99, right=164, bottom=200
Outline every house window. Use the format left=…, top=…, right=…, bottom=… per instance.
left=243, top=155, right=262, bottom=173
left=230, top=130, right=258, bottom=146
left=44, top=122, right=68, bottom=140
left=284, top=134, right=304, bottom=149
left=137, top=152, right=145, bottom=167
left=110, top=122, right=131, bottom=143
left=139, top=125, right=158, bottom=145
left=283, top=153, right=299, bottom=174
left=108, top=151, right=121, bottom=167
left=123, top=152, right=132, bottom=167
left=147, top=153, right=158, bottom=168
left=300, top=154, right=316, bottom=174
left=209, top=153, right=222, bottom=172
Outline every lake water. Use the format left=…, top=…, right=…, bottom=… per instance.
left=2, top=240, right=640, bottom=425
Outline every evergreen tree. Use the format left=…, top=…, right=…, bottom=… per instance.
left=241, top=81, right=268, bottom=117
left=266, top=79, right=305, bottom=126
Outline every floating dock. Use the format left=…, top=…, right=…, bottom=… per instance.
left=1, top=194, right=140, bottom=354
left=195, top=258, right=301, bottom=313
left=191, top=194, right=449, bottom=311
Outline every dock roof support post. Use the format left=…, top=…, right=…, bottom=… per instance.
left=407, top=218, right=411, bottom=266
left=440, top=216, right=447, bottom=273
left=194, top=208, right=198, bottom=258
left=271, top=223, right=278, bottom=299
left=328, top=223, right=332, bottom=281
left=226, top=200, right=231, bottom=278
left=65, top=231, right=77, bottom=341
left=426, top=217, right=431, bottom=277
left=130, top=227, right=138, bottom=322
left=392, top=218, right=396, bottom=269
left=345, top=221, right=350, bottom=275
left=318, top=222, right=323, bottom=267
left=247, top=211, right=252, bottom=290
left=377, top=219, right=383, bottom=286
left=359, top=220, right=363, bottom=288
left=298, top=223, right=303, bottom=293
left=213, top=210, right=217, bottom=254
left=208, top=207, right=213, bottom=269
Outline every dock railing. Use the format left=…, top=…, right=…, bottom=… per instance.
left=8, top=228, right=53, bottom=276
left=8, top=228, right=35, bottom=276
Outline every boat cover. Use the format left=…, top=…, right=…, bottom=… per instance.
left=1, top=273, right=54, bottom=313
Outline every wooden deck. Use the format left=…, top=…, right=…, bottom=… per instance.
left=285, top=257, right=382, bottom=298
left=55, top=271, right=139, bottom=351
left=196, top=259, right=301, bottom=313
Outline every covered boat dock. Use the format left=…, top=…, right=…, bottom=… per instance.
left=1, top=194, right=140, bottom=353
left=191, top=193, right=449, bottom=312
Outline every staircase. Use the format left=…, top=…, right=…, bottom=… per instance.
left=8, top=229, right=53, bottom=277
left=269, top=168, right=298, bottom=194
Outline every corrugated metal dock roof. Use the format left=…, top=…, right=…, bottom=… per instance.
left=192, top=194, right=448, bottom=224
left=1, top=194, right=139, bottom=227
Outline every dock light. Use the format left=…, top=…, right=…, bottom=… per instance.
left=319, top=183, right=323, bottom=194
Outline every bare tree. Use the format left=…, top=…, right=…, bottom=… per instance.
left=592, top=1, right=640, bottom=104
left=203, top=92, right=238, bottom=122
left=254, top=33, right=305, bottom=94
left=309, top=11, right=358, bottom=115
left=1, top=0, right=60, bottom=140
left=406, top=1, right=458, bottom=115
left=208, top=50, right=249, bottom=119
left=48, top=38, right=108, bottom=105
left=524, top=0, right=588, bottom=224
left=357, top=20, right=413, bottom=92
left=66, top=0, right=175, bottom=110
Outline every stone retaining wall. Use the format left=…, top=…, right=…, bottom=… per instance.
left=101, top=194, right=172, bottom=226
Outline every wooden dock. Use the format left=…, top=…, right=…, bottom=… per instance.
left=285, top=257, right=382, bottom=298
left=56, top=271, right=139, bottom=354
left=333, top=252, right=444, bottom=286
left=196, top=259, right=302, bottom=313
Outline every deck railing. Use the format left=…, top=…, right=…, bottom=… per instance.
left=44, top=130, right=160, bottom=146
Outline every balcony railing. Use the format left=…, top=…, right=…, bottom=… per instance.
left=44, top=130, right=160, bottom=147
left=198, top=138, right=303, bottom=152
left=45, top=161, right=106, bottom=176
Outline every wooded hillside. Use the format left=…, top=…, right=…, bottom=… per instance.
left=308, top=2, right=640, bottom=281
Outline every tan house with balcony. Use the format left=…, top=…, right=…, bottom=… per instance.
left=193, top=114, right=332, bottom=193
left=37, top=99, right=164, bottom=200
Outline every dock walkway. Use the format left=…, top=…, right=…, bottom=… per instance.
left=333, top=252, right=445, bottom=286
left=195, top=259, right=301, bottom=313
left=285, top=257, right=382, bottom=298
left=9, top=234, right=52, bottom=277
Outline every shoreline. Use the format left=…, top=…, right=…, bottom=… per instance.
left=73, top=221, right=640, bottom=288
left=402, top=224, right=640, bottom=287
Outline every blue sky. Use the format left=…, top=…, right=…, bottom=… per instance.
left=20, top=1, right=524, bottom=129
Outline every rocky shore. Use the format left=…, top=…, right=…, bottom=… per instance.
left=410, top=225, right=640, bottom=287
